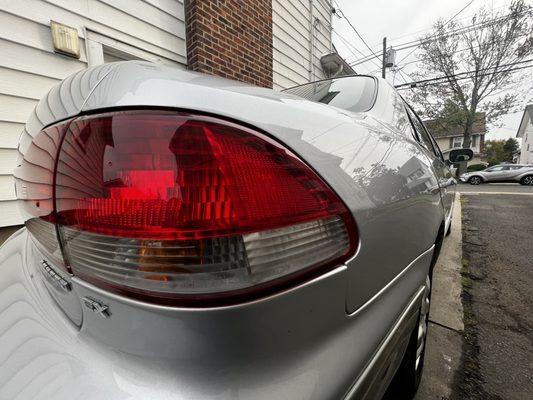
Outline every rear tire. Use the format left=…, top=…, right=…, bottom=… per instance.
left=384, top=276, right=431, bottom=399
left=520, top=175, right=533, bottom=186
left=469, top=176, right=482, bottom=185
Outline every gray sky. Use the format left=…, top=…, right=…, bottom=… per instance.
left=332, top=0, right=533, bottom=141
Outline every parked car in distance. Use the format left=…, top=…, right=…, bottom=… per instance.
left=0, top=61, right=472, bottom=400
left=460, top=164, right=533, bottom=185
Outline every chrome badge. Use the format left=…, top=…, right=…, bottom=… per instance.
left=40, top=259, right=71, bottom=292
left=82, top=297, right=111, bottom=318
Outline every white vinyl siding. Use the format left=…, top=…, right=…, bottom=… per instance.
left=0, top=0, right=186, bottom=227
left=272, top=0, right=333, bottom=90
left=518, top=107, right=533, bottom=164
left=521, top=124, right=533, bottom=164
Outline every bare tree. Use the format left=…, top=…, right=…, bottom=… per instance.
left=404, top=0, right=533, bottom=170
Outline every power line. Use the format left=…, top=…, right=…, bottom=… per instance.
left=447, top=0, right=477, bottom=25
left=389, top=40, right=487, bottom=70
left=365, top=0, right=510, bottom=53
left=396, top=58, right=533, bottom=87
left=349, top=19, right=489, bottom=67
left=331, top=29, right=381, bottom=71
left=349, top=6, right=530, bottom=68
left=332, top=2, right=381, bottom=61
left=395, top=60, right=533, bottom=89
left=348, top=0, right=477, bottom=66
left=396, top=0, right=476, bottom=65
left=397, top=64, right=533, bottom=90
left=332, top=29, right=365, bottom=58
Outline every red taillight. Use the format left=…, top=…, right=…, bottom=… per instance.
left=21, top=110, right=357, bottom=305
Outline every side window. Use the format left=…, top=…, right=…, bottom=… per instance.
left=405, top=106, right=440, bottom=158
left=427, top=130, right=445, bottom=161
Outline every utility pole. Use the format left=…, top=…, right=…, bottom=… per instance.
left=382, top=37, right=387, bottom=79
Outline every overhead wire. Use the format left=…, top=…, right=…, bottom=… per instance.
left=331, top=29, right=381, bottom=72
left=395, top=0, right=476, bottom=65
left=395, top=59, right=533, bottom=89
left=331, top=0, right=381, bottom=62
left=348, top=2, right=528, bottom=68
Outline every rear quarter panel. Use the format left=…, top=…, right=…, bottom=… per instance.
left=517, top=167, right=533, bottom=180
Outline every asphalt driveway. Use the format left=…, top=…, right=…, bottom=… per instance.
left=454, top=190, right=533, bottom=399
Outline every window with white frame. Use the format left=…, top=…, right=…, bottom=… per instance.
left=84, top=29, right=185, bottom=68
left=407, top=169, right=425, bottom=183
left=452, top=135, right=479, bottom=148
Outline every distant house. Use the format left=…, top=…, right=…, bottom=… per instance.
left=398, top=156, right=433, bottom=192
left=424, top=112, right=486, bottom=164
left=516, top=105, right=533, bottom=164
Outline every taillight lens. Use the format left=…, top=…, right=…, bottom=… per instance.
left=22, top=110, right=357, bottom=305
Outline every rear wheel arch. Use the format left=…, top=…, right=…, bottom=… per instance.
left=520, top=175, right=533, bottom=185
left=468, top=175, right=483, bottom=185
left=383, top=221, right=443, bottom=399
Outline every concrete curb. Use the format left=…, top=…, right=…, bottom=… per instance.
left=415, top=192, right=464, bottom=399
left=461, top=191, right=533, bottom=196
left=430, top=192, right=464, bottom=332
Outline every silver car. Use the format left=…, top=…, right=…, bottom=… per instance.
left=460, top=164, right=533, bottom=185
left=0, top=62, right=467, bottom=400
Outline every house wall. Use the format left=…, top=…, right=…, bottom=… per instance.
left=517, top=106, right=533, bottom=164
left=519, top=116, right=533, bottom=164
left=272, top=0, right=333, bottom=90
left=0, top=0, right=186, bottom=227
left=185, top=0, right=273, bottom=87
left=435, top=137, right=449, bottom=153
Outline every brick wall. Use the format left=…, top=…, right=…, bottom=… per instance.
left=185, top=0, right=273, bottom=88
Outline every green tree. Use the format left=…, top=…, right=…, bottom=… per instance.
left=406, top=0, right=533, bottom=172
left=503, top=137, right=520, bottom=160
left=484, top=139, right=519, bottom=165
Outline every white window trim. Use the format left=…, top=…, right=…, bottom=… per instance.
left=83, top=28, right=185, bottom=67
left=452, top=135, right=480, bottom=149
left=452, top=136, right=463, bottom=148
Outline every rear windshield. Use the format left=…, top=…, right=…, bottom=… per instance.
left=283, top=76, right=377, bottom=113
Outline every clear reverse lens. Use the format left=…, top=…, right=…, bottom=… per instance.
left=61, top=216, right=349, bottom=300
